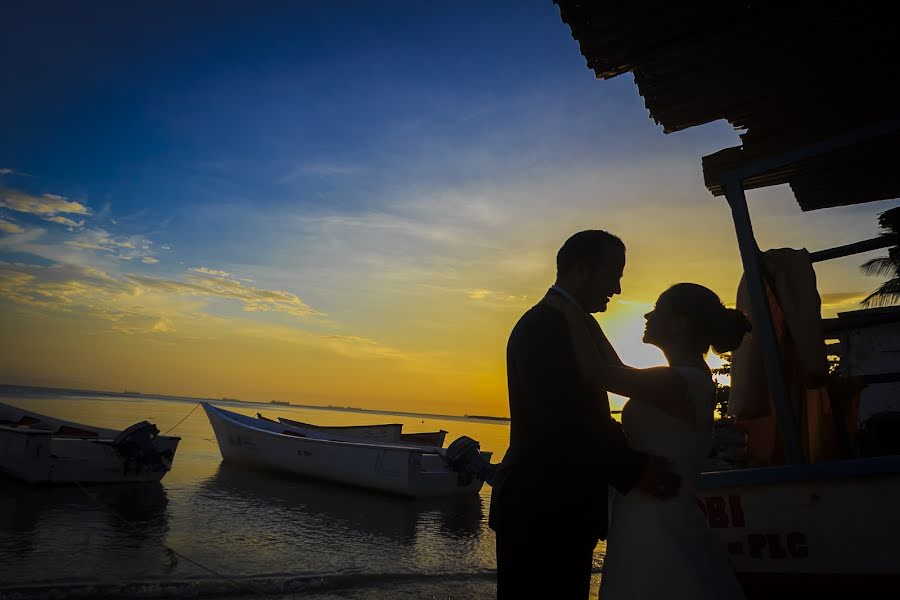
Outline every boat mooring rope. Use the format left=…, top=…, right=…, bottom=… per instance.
left=74, top=481, right=276, bottom=598
left=161, top=401, right=202, bottom=436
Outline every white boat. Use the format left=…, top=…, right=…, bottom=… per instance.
left=204, top=403, right=488, bottom=498
left=276, top=416, right=404, bottom=443
left=273, top=415, right=449, bottom=447
left=698, top=457, right=900, bottom=595
left=0, top=401, right=180, bottom=483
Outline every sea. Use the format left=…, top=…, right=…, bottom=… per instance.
left=0, top=387, right=608, bottom=599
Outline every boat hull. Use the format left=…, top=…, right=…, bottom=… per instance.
left=205, top=403, right=484, bottom=498
left=698, top=456, right=900, bottom=597
left=0, top=402, right=180, bottom=485
left=277, top=416, right=403, bottom=443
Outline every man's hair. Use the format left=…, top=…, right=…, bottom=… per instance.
left=556, top=230, right=625, bottom=276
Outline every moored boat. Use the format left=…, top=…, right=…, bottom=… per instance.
left=698, top=457, right=900, bottom=595
left=204, top=403, right=488, bottom=497
left=277, top=416, right=404, bottom=443
left=0, top=401, right=180, bottom=484
left=274, top=415, right=449, bottom=447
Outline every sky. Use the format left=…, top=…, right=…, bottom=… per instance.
left=1, top=1, right=897, bottom=416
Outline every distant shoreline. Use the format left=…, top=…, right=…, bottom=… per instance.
left=0, top=383, right=512, bottom=425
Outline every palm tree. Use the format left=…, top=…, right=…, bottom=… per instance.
left=861, top=206, right=900, bottom=308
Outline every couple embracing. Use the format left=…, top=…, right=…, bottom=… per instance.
left=489, top=230, right=750, bottom=599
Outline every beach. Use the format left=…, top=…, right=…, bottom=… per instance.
left=0, top=389, right=607, bottom=599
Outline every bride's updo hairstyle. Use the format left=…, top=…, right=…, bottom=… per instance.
left=659, top=283, right=751, bottom=354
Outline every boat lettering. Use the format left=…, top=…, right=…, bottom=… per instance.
left=697, top=495, right=745, bottom=528
left=228, top=434, right=257, bottom=451
left=746, top=532, right=808, bottom=559
left=297, top=449, right=312, bottom=457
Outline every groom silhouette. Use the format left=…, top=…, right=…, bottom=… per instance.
left=489, top=230, right=680, bottom=599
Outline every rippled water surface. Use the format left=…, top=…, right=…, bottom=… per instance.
left=0, top=391, right=606, bottom=598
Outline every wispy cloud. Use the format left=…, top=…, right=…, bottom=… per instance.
left=0, top=190, right=90, bottom=218
left=320, top=334, right=411, bottom=360
left=128, top=270, right=323, bottom=318
left=191, top=266, right=229, bottom=276
left=141, top=257, right=159, bottom=264
left=45, top=215, right=85, bottom=229
left=0, top=168, right=34, bottom=178
left=65, top=228, right=152, bottom=260
left=0, top=219, right=24, bottom=234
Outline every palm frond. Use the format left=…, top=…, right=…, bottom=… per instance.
left=860, top=256, right=900, bottom=277
left=861, top=278, right=900, bottom=308
left=879, top=206, right=900, bottom=233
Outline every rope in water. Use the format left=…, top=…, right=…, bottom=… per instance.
left=161, top=401, right=202, bottom=436
left=71, top=402, right=277, bottom=597
left=75, top=480, right=275, bottom=598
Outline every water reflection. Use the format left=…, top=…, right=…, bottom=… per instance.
left=0, top=477, right=170, bottom=582
left=198, top=463, right=483, bottom=546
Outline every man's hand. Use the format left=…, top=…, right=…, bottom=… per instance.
left=637, top=455, right=681, bottom=499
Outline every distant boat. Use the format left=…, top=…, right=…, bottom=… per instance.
left=0, top=401, right=180, bottom=484
left=269, top=400, right=290, bottom=405
left=205, top=403, right=487, bottom=497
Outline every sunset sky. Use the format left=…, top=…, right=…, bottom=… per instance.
left=2, top=2, right=896, bottom=416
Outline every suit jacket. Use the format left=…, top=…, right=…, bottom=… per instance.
left=488, top=289, right=648, bottom=540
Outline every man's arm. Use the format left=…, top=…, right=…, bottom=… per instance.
left=547, top=294, right=695, bottom=422
left=511, top=308, right=649, bottom=492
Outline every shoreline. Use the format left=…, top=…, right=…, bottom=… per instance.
left=0, top=383, right=512, bottom=425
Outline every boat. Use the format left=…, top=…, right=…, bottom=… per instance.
left=552, top=3, right=900, bottom=595
left=204, top=403, right=489, bottom=497
left=399, top=430, right=448, bottom=447
left=277, top=416, right=404, bottom=443
left=275, top=415, right=448, bottom=447
left=0, top=401, right=180, bottom=483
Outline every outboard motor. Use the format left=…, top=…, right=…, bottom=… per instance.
left=113, top=421, right=170, bottom=475
left=443, top=436, right=497, bottom=486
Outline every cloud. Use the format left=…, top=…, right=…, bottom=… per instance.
left=191, top=266, right=229, bottom=276
left=319, top=334, right=411, bottom=360
left=0, top=168, right=33, bottom=178
left=820, top=291, right=867, bottom=315
left=1, top=190, right=90, bottom=217
left=128, top=270, right=323, bottom=318
left=466, top=288, right=530, bottom=304
left=65, top=229, right=152, bottom=262
left=0, top=260, right=322, bottom=332
left=45, top=215, right=85, bottom=229
left=0, top=219, right=24, bottom=234
left=141, top=257, right=159, bottom=264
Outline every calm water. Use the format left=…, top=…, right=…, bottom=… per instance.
left=0, top=392, right=607, bottom=598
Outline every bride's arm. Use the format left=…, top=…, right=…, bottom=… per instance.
left=594, top=365, right=693, bottom=422
left=550, top=297, right=694, bottom=422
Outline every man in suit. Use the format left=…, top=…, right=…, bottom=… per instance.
left=489, top=229, right=680, bottom=598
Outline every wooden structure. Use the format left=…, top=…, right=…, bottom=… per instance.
left=554, top=2, right=900, bottom=595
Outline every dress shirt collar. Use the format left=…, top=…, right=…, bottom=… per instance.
left=550, top=284, right=584, bottom=312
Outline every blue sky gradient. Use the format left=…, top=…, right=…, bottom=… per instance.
left=2, top=2, right=896, bottom=411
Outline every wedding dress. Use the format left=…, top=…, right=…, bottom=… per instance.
left=598, top=367, right=747, bottom=600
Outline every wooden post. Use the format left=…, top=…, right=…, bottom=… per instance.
left=722, top=178, right=805, bottom=464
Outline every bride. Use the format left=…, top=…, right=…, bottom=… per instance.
left=546, top=282, right=749, bottom=599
